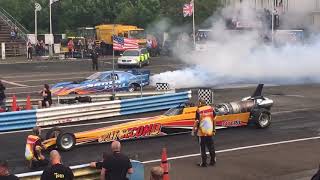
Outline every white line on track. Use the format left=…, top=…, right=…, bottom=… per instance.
left=1, top=72, right=92, bottom=79
left=142, top=136, right=320, bottom=164
left=0, top=80, right=29, bottom=87
left=14, top=76, right=87, bottom=83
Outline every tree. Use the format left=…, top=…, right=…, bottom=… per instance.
left=0, top=0, right=221, bottom=34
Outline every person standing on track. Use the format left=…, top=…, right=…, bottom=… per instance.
left=38, top=84, right=52, bottom=109
left=0, top=80, right=6, bottom=111
left=25, top=127, right=49, bottom=169
left=192, top=100, right=216, bottom=167
left=91, top=49, right=99, bottom=71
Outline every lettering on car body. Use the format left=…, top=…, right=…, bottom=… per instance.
left=221, top=120, right=242, bottom=127
left=98, top=123, right=162, bottom=143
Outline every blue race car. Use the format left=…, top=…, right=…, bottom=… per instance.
left=51, top=70, right=150, bottom=96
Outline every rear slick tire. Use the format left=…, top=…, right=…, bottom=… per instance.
left=252, top=108, right=271, bottom=128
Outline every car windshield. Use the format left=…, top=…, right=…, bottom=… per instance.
left=123, top=50, right=139, bottom=56
left=129, top=30, right=146, bottom=39
left=164, top=107, right=183, bottom=116
left=87, top=72, right=105, bottom=80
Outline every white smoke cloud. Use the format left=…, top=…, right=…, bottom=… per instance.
left=151, top=2, right=320, bottom=89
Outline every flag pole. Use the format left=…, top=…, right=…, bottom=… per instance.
left=271, top=0, right=274, bottom=43
left=192, top=0, right=196, bottom=48
left=49, top=0, right=53, bottom=57
left=35, top=7, right=37, bottom=43
left=112, top=24, right=115, bottom=99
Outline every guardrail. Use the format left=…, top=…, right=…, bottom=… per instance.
left=0, top=91, right=192, bottom=131
left=17, top=160, right=144, bottom=180
left=0, top=110, right=36, bottom=131
left=5, top=90, right=176, bottom=107
left=36, top=91, right=191, bottom=127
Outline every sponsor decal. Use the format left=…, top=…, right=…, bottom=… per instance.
left=98, top=123, right=162, bottom=143
left=221, top=120, right=242, bottom=127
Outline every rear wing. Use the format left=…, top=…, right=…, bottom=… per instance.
left=251, top=84, right=264, bottom=98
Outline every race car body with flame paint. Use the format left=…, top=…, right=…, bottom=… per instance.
left=42, top=84, right=273, bottom=151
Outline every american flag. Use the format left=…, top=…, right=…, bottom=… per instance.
left=113, top=36, right=139, bottom=51
left=183, top=0, right=194, bottom=17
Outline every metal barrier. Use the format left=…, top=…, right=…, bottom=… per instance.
left=17, top=160, right=144, bottom=180
left=0, top=110, right=36, bottom=131
left=5, top=90, right=176, bottom=107
left=36, top=91, right=191, bottom=127
left=0, top=91, right=191, bottom=131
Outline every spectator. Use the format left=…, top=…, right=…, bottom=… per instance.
left=35, top=41, right=41, bottom=57
left=0, top=81, right=6, bottom=111
left=311, top=164, right=320, bottom=180
left=91, top=49, right=99, bottom=71
left=27, top=42, right=33, bottom=61
left=39, top=40, right=45, bottom=56
left=10, top=29, right=16, bottom=41
left=13, top=27, right=18, bottom=39
left=150, top=166, right=163, bottom=180
left=100, top=41, right=107, bottom=56
left=25, top=126, right=49, bottom=169
left=67, top=39, right=74, bottom=58
left=38, top=84, right=52, bottom=109
left=0, top=160, right=18, bottom=180
left=41, top=150, right=74, bottom=180
left=100, top=141, right=133, bottom=180
left=87, top=39, right=94, bottom=51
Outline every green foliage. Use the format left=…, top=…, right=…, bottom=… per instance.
left=0, top=0, right=222, bottom=34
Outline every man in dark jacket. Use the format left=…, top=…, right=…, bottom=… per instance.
left=91, top=50, right=99, bottom=71
left=0, top=80, right=6, bottom=110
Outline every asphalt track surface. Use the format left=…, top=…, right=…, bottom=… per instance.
left=0, top=57, right=320, bottom=179
left=0, top=56, right=185, bottom=98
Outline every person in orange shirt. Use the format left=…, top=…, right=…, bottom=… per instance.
left=192, top=100, right=216, bottom=167
left=25, top=127, right=48, bottom=169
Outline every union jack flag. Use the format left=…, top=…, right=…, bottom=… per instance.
left=112, top=36, right=139, bottom=51
left=183, top=0, right=194, bottom=17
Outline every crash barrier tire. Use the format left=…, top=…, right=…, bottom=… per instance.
left=156, top=83, right=170, bottom=91
left=0, top=110, right=37, bottom=132
left=56, top=132, right=76, bottom=151
left=17, top=160, right=144, bottom=180
left=198, top=88, right=214, bottom=105
left=0, top=91, right=191, bottom=131
left=251, top=108, right=271, bottom=128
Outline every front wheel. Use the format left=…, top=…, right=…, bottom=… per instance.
left=56, top=133, right=76, bottom=151
left=128, top=84, right=136, bottom=92
left=251, top=108, right=271, bottom=128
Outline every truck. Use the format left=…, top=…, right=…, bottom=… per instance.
left=95, top=24, right=147, bottom=47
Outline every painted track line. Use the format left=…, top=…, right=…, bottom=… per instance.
left=142, top=136, right=320, bottom=164
left=1, top=80, right=29, bottom=87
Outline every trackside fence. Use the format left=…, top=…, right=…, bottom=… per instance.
left=0, top=91, right=192, bottom=132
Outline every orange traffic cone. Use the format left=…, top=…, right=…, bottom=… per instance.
left=11, top=95, right=18, bottom=111
left=26, top=96, right=32, bottom=110
left=161, top=148, right=169, bottom=180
